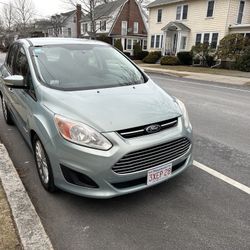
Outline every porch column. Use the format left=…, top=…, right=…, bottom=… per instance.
left=176, top=31, right=182, bottom=55
left=162, top=31, right=166, bottom=56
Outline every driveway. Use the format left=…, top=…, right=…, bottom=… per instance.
left=0, top=53, right=249, bottom=250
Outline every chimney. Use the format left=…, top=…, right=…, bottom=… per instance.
left=76, top=4, right=81, bottom=38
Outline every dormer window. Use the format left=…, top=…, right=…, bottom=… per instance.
left=207, top=0, right=215, bottom=17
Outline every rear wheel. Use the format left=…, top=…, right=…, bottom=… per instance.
left=1, top=96, right=13, bottom=125
left=33, top=135, right=57, bottom=192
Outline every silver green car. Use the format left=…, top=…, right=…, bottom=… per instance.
left=0, top=38, right=192, bottom=198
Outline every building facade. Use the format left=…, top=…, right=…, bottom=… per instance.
left=147, top=0, right=250, bottom=55
left=48, top=5, right=83, bottom=38
left=81, top=0, right=148, bottom=55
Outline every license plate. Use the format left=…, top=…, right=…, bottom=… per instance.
left=147, top=163, right=172, bottom=185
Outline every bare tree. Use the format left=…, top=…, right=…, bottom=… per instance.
left=50, top=15, right=64, bottom=37
left=62, top=0, right=115, bottom=39
left=14, top=0, right=34, bottom=30
left=2, top=3, right=16, bottom=31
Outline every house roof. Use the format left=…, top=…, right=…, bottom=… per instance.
left=147, top=0, right=184, bottom=8
left=81, top=0, right=127, bottom=22
left=161, top=21, right=190, bottom=31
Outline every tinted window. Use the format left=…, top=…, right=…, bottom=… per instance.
left=31, top=44, right=145, bottom=91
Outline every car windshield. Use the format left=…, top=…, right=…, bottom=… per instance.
left=31, top=44, right=145, bottom=90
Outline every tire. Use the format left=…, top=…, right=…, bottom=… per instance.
left=33, top=135, right=57, bottom=192
left=1, top=96, right=14, bottom=125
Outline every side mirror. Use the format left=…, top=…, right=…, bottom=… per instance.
left=4, top=75, right=26, bottom=88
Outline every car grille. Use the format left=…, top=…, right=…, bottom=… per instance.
left=117, top=117, right=178, bottom=139
left=112, top=137, right=191, bottom=174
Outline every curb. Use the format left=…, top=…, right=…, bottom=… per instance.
left=0, top=143, right=54, bottom=250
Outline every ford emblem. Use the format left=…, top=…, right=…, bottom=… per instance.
left=145, top=124, right=161, bottom=134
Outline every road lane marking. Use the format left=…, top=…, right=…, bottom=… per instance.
left=151, top=76, right=250, bottom=93
left=193, top=160, right=250, bottom=195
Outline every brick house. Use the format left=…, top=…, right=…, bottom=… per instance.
left=81, top=0, right=148, bottom=55
left=48, top=5, right=83, bottom=38
left=147, top=0, right=250, bottom=55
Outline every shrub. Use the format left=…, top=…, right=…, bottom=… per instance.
left=134, top=51, right=149, bottom=60
left=133, top=42, right=142, bottom=59
left=160, top=56, right=179, bottom=65
left=114, top=39, right=123, bottom=52
left=191, top=43, right=215, bottom=67
left=123, top=52, right=131, bottom=57
left=217, top=33, right=250, bottom=61
left=142, top=51, right=161, bottom=64
left=235, top=48, right=250, bottom=72
left=177, top=51, right=193, bottom=65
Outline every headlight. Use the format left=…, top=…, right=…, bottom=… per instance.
left=176, top=99, right=190, bottom=128
left=54, top=115, right=112, bottom=150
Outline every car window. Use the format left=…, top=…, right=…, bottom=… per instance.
left=14, top=45, right=36, bottom=99
left=31, top=44, right=145, bottom=91
left=6, top=44, right=18, bottom=73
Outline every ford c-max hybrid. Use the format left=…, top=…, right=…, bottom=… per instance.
left=0, top=38, right=192, bottom=198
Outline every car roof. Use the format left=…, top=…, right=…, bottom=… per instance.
left=20, top=37, right=109, bottom=47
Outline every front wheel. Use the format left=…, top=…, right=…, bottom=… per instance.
left=1, top=96, right=13, bottom=125
left=33, top=135, right=57, bottom=192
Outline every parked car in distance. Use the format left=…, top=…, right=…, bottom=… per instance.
left=0, top=38, right=193, bottom=198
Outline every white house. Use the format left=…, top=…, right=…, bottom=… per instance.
left=147, top=0, right=250, bottom=55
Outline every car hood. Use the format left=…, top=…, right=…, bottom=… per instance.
left=40, top=80, right=181, bottom=132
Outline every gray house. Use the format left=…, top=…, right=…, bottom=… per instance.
left=48, top=5, right=83, bottom=38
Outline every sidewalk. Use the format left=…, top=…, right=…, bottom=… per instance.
left=138, top=63, right=250, bottom=86
left=0, top=182, right=21, bottom=250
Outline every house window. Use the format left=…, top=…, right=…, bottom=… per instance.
left=142, top=39, right=147, bottom=50
left=203, top=33, right=210, bottom=45
left=180, top=36, right=187, bottom=50
left=176, top=5, right=188, bottom=20
left=73, top=16, right=76, bottom=23
left=176, top=6, right=182, bottom=20
left=127, top=39, right=132, bottom=50
left=121, top=21, right=127, bottom=35
left=134, top=22, right=138, bottom=33
left=100, top=20, right=106, bottom=31
left=82, top=23, right=88, bottom=33
left=195, top=34, right=202, bottom=45
left=237, top=1, right=245, bottom=24
left=155, top=35, right=160, bottom=48
left=182, top=5, right=188, bottom=20
left=68, top=28, right=71, bottom=37
left=211, top=33, right=218, bottom=48
left=151, top=35, right=154, bottom=48
left=207, top=0, right=215, bottom=17
left=157, top=9, right=162, bottom=22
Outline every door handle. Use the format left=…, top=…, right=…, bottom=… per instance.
left=8, top=88, right=14, bottom=93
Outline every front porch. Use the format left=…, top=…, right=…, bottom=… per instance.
left=161, top=22, right=190, bottom=55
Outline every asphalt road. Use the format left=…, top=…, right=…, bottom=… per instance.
left=0, top=53, right=249, bottom=250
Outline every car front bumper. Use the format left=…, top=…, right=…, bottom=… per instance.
left=47, top=117, right=193, bottom=198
